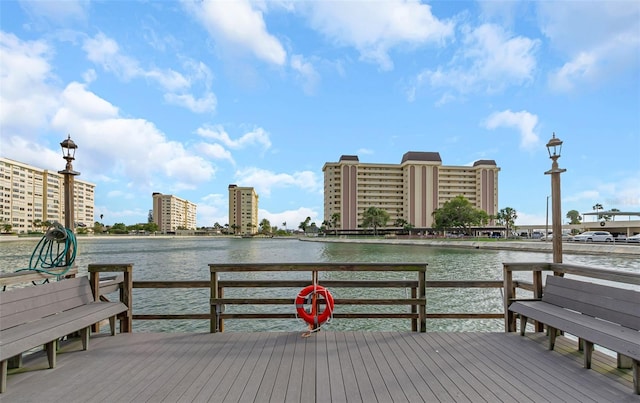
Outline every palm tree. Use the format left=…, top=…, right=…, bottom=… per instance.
left=330, top=213, right=340, bottom=236
left=592, top=203, right=604, bottom=220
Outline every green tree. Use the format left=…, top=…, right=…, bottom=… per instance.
left=299, top=217, right=311, bottom=232
left=362, top=207, right=389, bottom=236
left=566, top=210, right=582, bottom=224
left=259, top=218, right=271, bottom=234
left=592, top=203, right=604, bottom=220
left=495, top=207, right=518, bottom=237
left=143, top=222, right=158, bottom=233
left=432, top=195, right=487, bottom=235
left=93, top=221, right=105, bottom=234
left=330, top=213, right=340, bottom=235
left=109, top=222, right=127, bottom=234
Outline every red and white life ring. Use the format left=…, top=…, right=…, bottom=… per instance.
left=295, top=284, right=334, bottom=326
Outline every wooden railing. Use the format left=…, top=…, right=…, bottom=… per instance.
left=503, top=262, right=640, bottom=332
left=0, top=262, right=521, bottom=333
left=209, top=263, right=428, bottom=332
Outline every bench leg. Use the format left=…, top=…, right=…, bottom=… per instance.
left=632, top=360, right=639, bottom=395
left=519, top=315, right=528, bottom=336
left=7, top=355, right=22, bottom=370
left=618, top=354, right=632, bottom=369
left=1, top=360, right=6, bottom=393
left=548, top=327, right=557, bottom=350
left=81, top=327, right=90, bottom=351
left=45, top=340, right=56, bottom=368
left=583, top=340, right=593, bottom=369
left=109, top=315, right=116, bottom=336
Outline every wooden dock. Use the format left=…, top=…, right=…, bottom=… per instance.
left=3, top=331, right=636, bottom=402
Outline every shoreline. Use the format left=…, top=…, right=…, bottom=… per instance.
left=2, top=233, right=639, bottom=256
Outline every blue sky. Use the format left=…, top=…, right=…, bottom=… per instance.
left=1, top=0, right=639, bottom=228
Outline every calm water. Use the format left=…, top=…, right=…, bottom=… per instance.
left=2, top=236, right=638, bottom=333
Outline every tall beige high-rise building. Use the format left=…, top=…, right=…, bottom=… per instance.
left=0, top=157, right=95, bottom=233
left=228, top=185, right=259, bottom=235
left=323, top=152, right=500, bottom=230
left=152, top=192, right=197, bottom=233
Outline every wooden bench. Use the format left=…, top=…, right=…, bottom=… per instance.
left=508, top=275, right=640, bottom=394
left=0, top=276, right=128, bottom=393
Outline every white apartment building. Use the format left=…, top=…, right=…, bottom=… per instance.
left=323, top=152, right=500, bottom=230
left=152, top=192, right=197, bottom=233
left=0, top=157, right=95, bottom=233
left=228, top=185, right=259, bottom=235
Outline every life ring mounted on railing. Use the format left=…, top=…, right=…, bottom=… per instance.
left=295, top=284, right=334, bottom=327
left=600, top=221, right=605, bottom=227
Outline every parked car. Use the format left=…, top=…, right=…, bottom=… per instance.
left=627, top=234, right=640, bottom=243
left=572, top=231, right=613, bottom=242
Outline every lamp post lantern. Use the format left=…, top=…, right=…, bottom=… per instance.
left=58, top=134, right=80, bottom=240
left=544, top=133, right=566, bottom=264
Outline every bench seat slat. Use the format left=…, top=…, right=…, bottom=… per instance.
left=543, top=277, right=640, bottom=330
left=509, top=300, right=640, bottom=360
left=0, top=277, right=95, bottom=330
left=0, top=276, right=128, bottom=393
left=0, top=302, right=127, bottom=361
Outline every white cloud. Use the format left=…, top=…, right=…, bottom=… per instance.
left=0, top=32, right=58, bottom=138
left=538, top=2, right=640, bottom=92
left=484, top=110, right=540, bottom=150
left=20, top=0, right=88, bottom=25
left=197, top=125, right=272, bottom=150
left=290, top=54, right=320, bottom=95
left=82, top=33, right=215, bottom=113
left=234, top=167, right=320, bottom=197
left=183, top=0, right=286, bottom=66
left=47, top=81, right=216, bottom=190
left=410, top=23, right=538, bottom=99
left=260, top=207, right=322, bottom=230
left=197, top=142, right=234, bottom=165
left=164, top=92, right=217, bottom=114
left=304, top=0, right=454, bottom=70
left=196, top=193, right=229, bottom=227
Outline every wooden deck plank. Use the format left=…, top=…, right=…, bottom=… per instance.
left=186, top=332, right=254, bottom=402
left=344, top=331, right=377, bottom=401
left=443, top=332, right=537, bottom=403
left=431, top=332, right=509, bottom=402
left=334, top=331, right=361, bottom=402
left=268, top=332, right=297, bottom=403
left=397, top=332, right=473, bottom=401
left=160, top=332, right=241, bottom=402
left=370, top=332, right=439, bottom=402
left=2, top=331, right=637, bottom=402
left=480, top=332, right=631, bottom=402
left=236, top=332, right=280, bottom=402
left=252, top=332, right=291, bottom=402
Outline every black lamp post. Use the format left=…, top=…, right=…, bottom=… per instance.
left=544, top=133, right=566, bottom=264
left=58, top=134, right=80, bottom=237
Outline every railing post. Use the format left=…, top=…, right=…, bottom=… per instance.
left=210, top=269, right=219, bottom=333
left=419, top=268, right=426, bottom=332
left=533, top=270, right=544, bottom=332
left=411, top=286, right=417, bottom=332
left=87, top=263, right=133, bottom=333
left=503, top=264, right=515, bottom=332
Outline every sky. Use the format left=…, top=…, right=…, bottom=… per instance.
left=1, top=0, right=639, bottom=229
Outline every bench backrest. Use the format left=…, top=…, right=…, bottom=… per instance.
left=0, top=276, right=95, bottom=330
left=542, top=276, right=640, bottom=330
